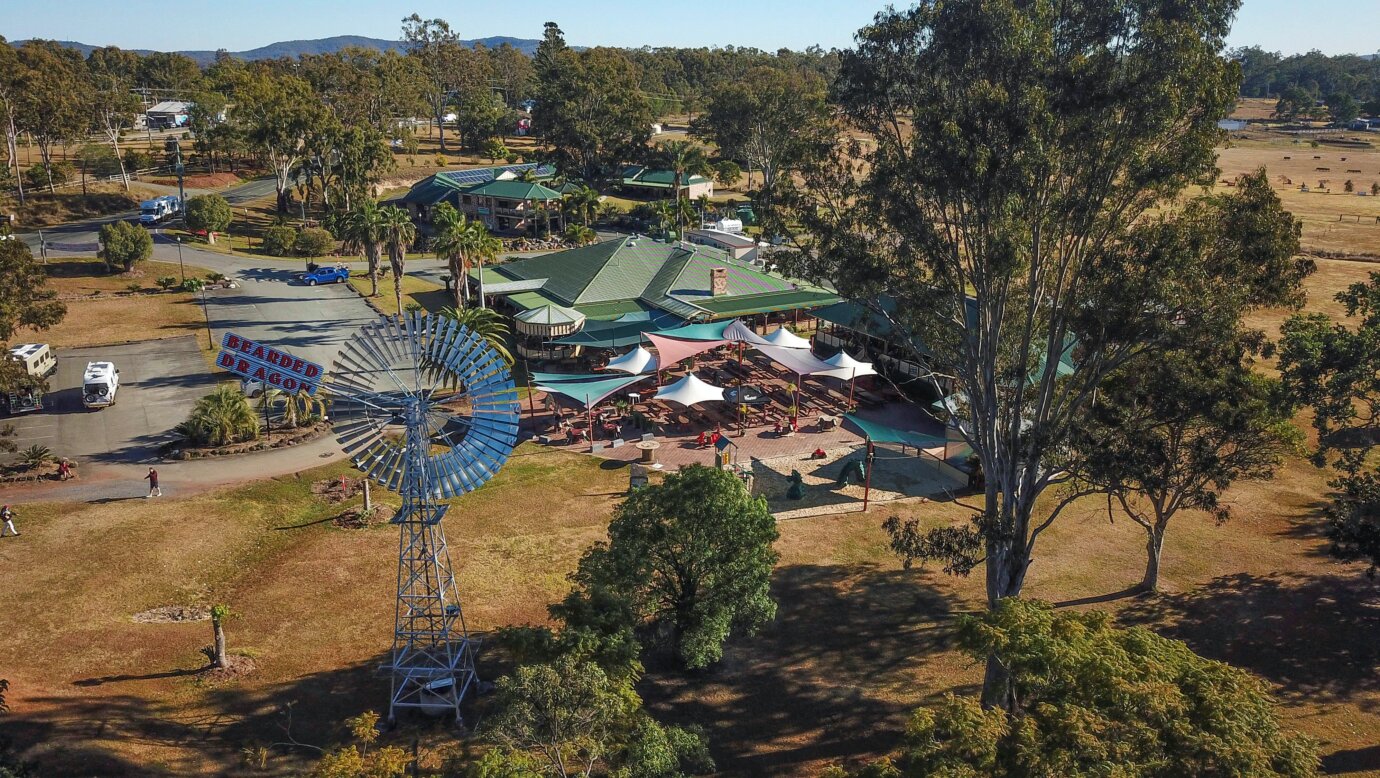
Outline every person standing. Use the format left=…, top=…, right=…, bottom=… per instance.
left=145, top=467, right=162, bottom=497
left=1, top=505, right=18, bottom=537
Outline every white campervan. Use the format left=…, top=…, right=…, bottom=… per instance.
left=5, top=344, right=55, bottom=415
left=82, top=361, right=120, bottom=409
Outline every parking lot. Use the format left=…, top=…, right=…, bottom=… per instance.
left=9, top=337, right=214, bottom=463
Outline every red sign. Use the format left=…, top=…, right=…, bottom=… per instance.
left=216, top=332, right=323, bottom=395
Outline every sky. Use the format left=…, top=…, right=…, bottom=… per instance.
left=3, top=0, right=1378, bottom=56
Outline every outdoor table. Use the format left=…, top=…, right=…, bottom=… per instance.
left=637, top=439, right=661, bottom=464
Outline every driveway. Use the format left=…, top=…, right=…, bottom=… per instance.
left=202, top=263, right=377, bottom=370
left=8, top=337, right=213, bottom=463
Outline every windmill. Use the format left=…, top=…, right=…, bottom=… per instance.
left=325, top=312, right=520, bottom=726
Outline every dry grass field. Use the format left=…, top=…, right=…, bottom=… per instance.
left=1216, top=136, right=1380, bottom=256
left=18, top=257, right=216, bottom=348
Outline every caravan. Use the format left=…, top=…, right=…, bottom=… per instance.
left=4, top=344, right=56, bottom=415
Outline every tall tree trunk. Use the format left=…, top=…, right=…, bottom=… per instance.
left=477, top=259, right=487, bottom=310
left=980, top=496, right=1033, bottom=710
left=1142, top=523, right=1167, bottom=593
left=212, top=617, right=228, bottom=668
left=7, top=118, right=23, bottom=205
left=449, top=255, right=463, bottom=308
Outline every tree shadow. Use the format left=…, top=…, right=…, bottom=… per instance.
left=639, top=563, right=960, bottom=776
left=1, top=651, right=484, bottom=776
left=1322, top=744, right=1380, bottom=775
left=1119, top=571, right=1380, bottom=704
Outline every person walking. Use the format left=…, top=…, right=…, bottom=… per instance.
left=1, top=505, right=18, bottom=537
left=145, top=467, right=162, bottom=497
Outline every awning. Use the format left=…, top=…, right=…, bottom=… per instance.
left=756, top=343, right=852, bottom=378
left=530, top=371, right=610, bottom=384
left=764, top=327, right=811, bottom=349
left=844, top=414, right=947, bottom=449
left=645, top=332, right=727, bottom=367
left=536, top=374, right=650, bottom=407
left=822, top=351, right=878, bottom=378
left=605, top=346, right=658, bottom=375
left=552, top=313, right=682, bottom=349
left=651, top=320, right=734, bottom=341
left=723, top=320, right=771, bottom=346
left=654, top=373, right=725, bottom=407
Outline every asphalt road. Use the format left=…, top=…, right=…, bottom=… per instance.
left=8, top=337, right=213, bottom=463
left=13, top=177, right=279, bottom=251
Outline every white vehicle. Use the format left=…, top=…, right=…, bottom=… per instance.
left=139, top=196, right=181, bottom=226
left=241, top=378, right=266, bottom=398
left=82, top=361, right=120, bottom=409
left=10, top=343, right=56, bottom=379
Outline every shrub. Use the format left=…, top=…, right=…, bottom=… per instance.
left=294, top=227, right=336, bottom=257
left=156, top=276, right=177, bottom=290
left=126, top=282, right=143, bottom=293
left=261, top=225, right=297, bottom=257
left=18, top=444, right=53, bottom=470
left=175, top=385, right=260, bottom=447
left=205, top=272, right=226, bottom=283
left=98, top=220, right=153, bottom=272
left=434, top=153, right=446, bottom=168
left=123, top=148, right=154, bottom=172
left=25, top=162, right=73, bottom=190
left=180, top=277, right=204, bottom=292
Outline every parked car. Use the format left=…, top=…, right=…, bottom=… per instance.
left=297, top=264, right=350, bottom=286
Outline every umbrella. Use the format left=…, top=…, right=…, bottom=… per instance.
left=764, top=327, right=811, bottom=349
left=654, top=373, right=725, bottom=407
left=604, top=346, right=658, bottom=375
left=724, top=385, right=770, bottom=405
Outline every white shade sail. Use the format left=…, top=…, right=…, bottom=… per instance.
left=605, top=345, right=658, bottom=375
left=654, top=373, right=725, bottom=406
left=823, top=351, right=878, bottom=378
left=764, top=327, right=812, bottom=349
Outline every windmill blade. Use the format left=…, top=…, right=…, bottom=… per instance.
left=327, top=312, right=519, bottom=501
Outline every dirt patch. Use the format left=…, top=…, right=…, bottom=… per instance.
left=132, top=605, right=210, bottom=624
left=312, top=475, right=365, bottom=504
left=149, top=173, right=242, bottom=189
left=198, top=654, right=256, bottom=683
left=332, top=503, right=393, bottom=529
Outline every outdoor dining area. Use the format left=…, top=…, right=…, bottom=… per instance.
left=524, top=318, right=899, bottom=458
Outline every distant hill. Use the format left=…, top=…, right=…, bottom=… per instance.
left=24, top=35, right=542, bottom=65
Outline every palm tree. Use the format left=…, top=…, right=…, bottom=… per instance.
left=461, top=222, right=502, bottom=309
left=563, top=185, right=601, bottom=227
left=563, top=224, right=597, bottom=246
left=652, top=140, right=714, bottom=236
left=431, top=202, right=474, bottom=308
left=380, top=205, right=416, bottom=315
left=177, top=385, right=260, bottom=446
left=439, top=306, right=513, bottom=364
left=340, top=200, right=386, bottom=298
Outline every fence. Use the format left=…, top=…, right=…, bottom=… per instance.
left=9, top=163, right=212, bottom=195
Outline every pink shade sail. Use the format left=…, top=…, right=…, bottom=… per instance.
left=645, top=332, right=727, bottom=367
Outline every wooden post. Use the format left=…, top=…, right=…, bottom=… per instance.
left=363, top=479, right=372, bottom=512
left=587, top=395, right=595, bottom=453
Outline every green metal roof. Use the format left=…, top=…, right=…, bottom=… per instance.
left=620, top=165, right=710, bottom=189
left=481, top=237, right=836, bottom=325
left=691, top=289, right=840, bottom=319
left=463, top=179, right=563, bottom=201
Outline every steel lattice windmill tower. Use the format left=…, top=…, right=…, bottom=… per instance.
left=327, top=312, right=520, bottom=725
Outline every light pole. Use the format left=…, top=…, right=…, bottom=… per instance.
left=176, top=236, right=185, bottom=282
left=200, top=284, right=213, bottom=350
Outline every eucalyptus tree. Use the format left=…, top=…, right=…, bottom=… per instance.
left=0, top=38, right=29, bottom=204
left=401, top=14, right=465, bottom=152
left=87, top=51, right=143, bottom=191
left=778, top=1, right=1309, bottom=707
left=233, top=69, right=328, bottom=213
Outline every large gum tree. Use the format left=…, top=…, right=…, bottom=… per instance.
left=777, top=0, right=1306, bottom=707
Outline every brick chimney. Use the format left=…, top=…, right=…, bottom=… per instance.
left=710, top=266, right=728, bottom=296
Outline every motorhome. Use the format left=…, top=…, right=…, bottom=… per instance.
left=82, top=361, right=120, bottom=409
left=139, top=196, right=181, bottom=226
left=4, top=344, right=55, bottom=414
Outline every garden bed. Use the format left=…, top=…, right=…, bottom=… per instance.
left=164, top=422, right=331, bottom=460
